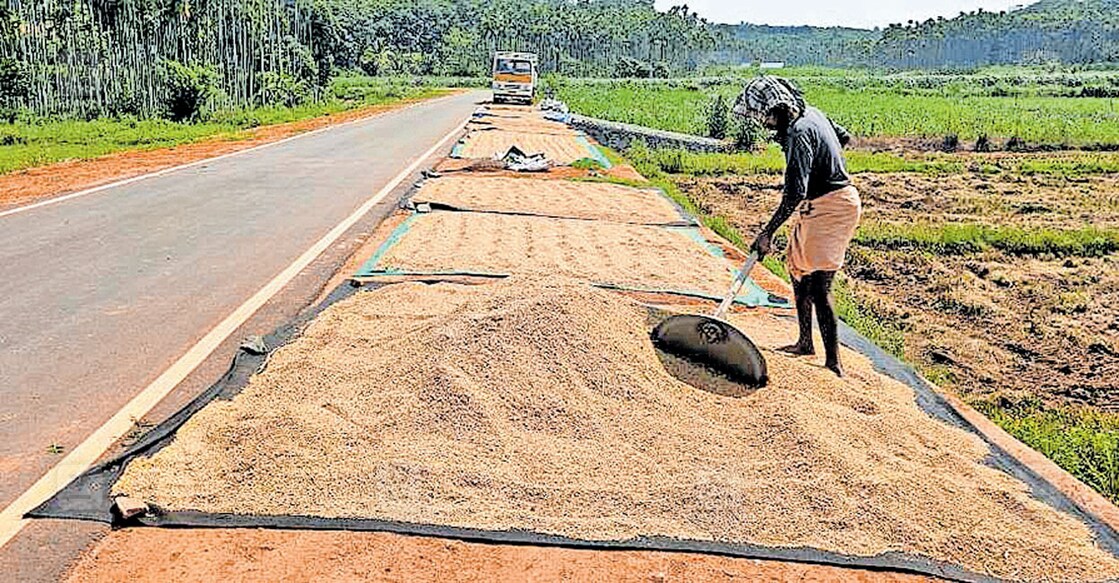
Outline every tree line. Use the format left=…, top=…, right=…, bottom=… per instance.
left=714, top=0, right=1119, bottom=70
left=0, top=0, right=317, bottom=119
left=313, top=0, right=716, bottom=78
left=0, top=0, right=717, bottom=119
left=875, top=0, right=1119, bottom=68
left=4, top=0, right=1119, bottom=121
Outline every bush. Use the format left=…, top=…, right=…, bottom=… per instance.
left=1006, top=136, right=1028, bottom=152
left=329, top=76, right=416, bottom=105
left=0, top=126, right=26, bottom=144
left=161, top=60, right=218, bottom=121
left=0, top=57, right=29, bottom=104
left=730, top=115, right=764, bottom=150
left=614, top=56, right=654, bottom=78
left=1080, top=86, right=1119, bottom=98
left=258, top=72, right=312, bottom=107
left=360, top=49, right=426, bottom=76
left=571, top=158, right=606, bottom=171
left=285, top=36, right=319, bottom=88
left=705, top=94, right=728, bottom=139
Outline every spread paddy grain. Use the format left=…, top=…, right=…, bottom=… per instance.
left=456, top=130, right=594, bottom=165
left=413, top=175, right=683, bottom=224
left=467, top=116, right=578, bottom=135
left=375, top=211, right=735, bottom=297
left=114, top=279, right=1119, bottom=582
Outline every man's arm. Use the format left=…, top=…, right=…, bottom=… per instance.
left=753, top=132, right=812, bottom=256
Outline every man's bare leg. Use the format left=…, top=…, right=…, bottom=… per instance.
left=810, top=271, right=843, bottom=377
left=779, top=273, right=815, bottom=356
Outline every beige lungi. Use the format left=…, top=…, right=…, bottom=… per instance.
left=785, top=185, right=862, bottom=281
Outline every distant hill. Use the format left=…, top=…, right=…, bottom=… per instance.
left=711, top=0, right=1119, bottom=69
left=875, top=0, right=1119, bottom=67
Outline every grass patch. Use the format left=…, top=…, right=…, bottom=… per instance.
left=830, top=277, right=907, bottom=359
left=632, top=146, right=786, bottom=176
left=571, top=158, right=607, bottom=171
left=975, top=397, right=1119, bottom=504
left=857, top=222, right=1119, bottom=257
left=598, top=145, right=628, bottom=167
left=761, top=256, right=789, bottom=282
left=846, top=150, right=967, bottom=174
left=627, top=145, right=975, bottom=178
left=558, top=77, right=1119, bottom=147
left=0, top=77, right=450, bottom=175
left=627, top=143, right=1119, bottom=179
left=702, top=215, right=747, bottom=249
left=1011, top=154, right=1119, bottom=176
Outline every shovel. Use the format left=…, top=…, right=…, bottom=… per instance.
left=651, top=252, right=768, bottom=387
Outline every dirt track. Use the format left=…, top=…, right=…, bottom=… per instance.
left=64, top=529, right=933, bottom=583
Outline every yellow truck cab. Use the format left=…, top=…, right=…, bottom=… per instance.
left=492, top=52, right=538, bottom=105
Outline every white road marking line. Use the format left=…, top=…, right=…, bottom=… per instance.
left=0, top=113, right=469, bottom=551
left=0, top=93, right=463, bottom=220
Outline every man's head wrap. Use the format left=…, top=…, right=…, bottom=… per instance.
left=733, top=76, right=806, bottom=120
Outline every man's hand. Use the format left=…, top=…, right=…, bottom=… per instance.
left=751, top=231, right=773, bottom=258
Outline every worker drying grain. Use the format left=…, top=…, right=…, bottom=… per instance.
left=733, top=76, right=861, bottom=377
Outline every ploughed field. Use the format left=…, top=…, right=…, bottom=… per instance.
left=666, top=158, right=1119, bottom=503
left=681, top=170, right=1119, bottom=407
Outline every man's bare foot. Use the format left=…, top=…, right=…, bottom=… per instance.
left=825, top=361, right=844, bottom=377
left=778, top=343, right=815, bottom=356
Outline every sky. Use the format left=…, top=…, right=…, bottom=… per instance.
left=654, top=0, right=1033, bottom=29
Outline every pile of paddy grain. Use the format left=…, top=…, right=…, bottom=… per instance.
left=114, top=277, right=1119, bottom=583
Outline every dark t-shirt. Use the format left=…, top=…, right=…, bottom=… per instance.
left=782, top=106, right=852, bottom=202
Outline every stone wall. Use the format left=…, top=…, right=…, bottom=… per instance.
left=569, top=115, right=732, bottom=154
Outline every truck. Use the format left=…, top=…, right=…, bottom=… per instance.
left=491, top=51, right=538, bottom=105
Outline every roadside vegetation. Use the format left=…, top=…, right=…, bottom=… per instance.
left=0, top=0, right=713, bottom=176
left=585, top=71, right=1119, bottom=502
left=0, top=0, right=716, bottom=121
left=976, top=397, right=1119, bottom=502
left=0, top=77, right=450, bottom=175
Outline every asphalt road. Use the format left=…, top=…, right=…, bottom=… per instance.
left=0, top=90, right=481, bottom=514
